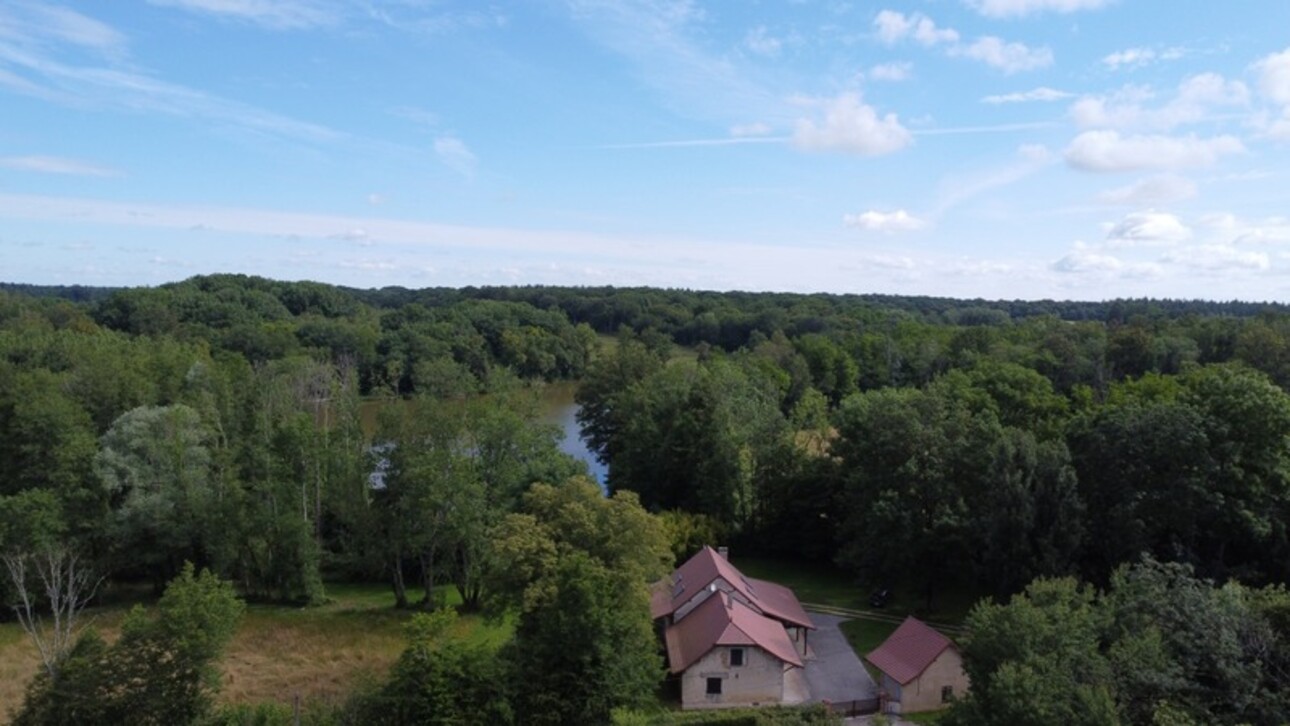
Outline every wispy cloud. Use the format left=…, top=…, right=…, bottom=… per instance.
left=869, top=62, right=913, bottom=82
left=0, top=155, right=118, bottom=176
left=982, top=87, right=1073, bottom=104
left=0, top=9, right=342, bottom=144
left=931, top=144, right=1056, bottom=216
left=967, top=0, right=1113, bottom=18
left=433, top=136, right=478, bottom=177
left=952, top=37, right=1053, bottom=74
left=1102, top=46, right=1185, bottom=70
left=146, top=0, right=340, bottom=30
left=0, top=2, right=127, bottom=57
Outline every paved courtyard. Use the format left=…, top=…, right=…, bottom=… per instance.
left=802, top=612, right=879, bottom=705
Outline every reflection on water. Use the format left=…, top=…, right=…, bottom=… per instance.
left=536, top=381, right=608, bottom=488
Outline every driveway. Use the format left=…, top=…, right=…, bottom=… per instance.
left=803, top=612, right=879, bottom=705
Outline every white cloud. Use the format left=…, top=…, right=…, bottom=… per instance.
left=1162, top=245, right=1269, bottom=271
left=743, top=26, right=781, bottom=57
left=1071, top=74, right=1248, bottom=131
left=433, top=136, right=477, bottom=177
left=0, top=155, right=117, bottom=176
left=1052, top=245, right=1123, bottom=273
left=1254, top=48, right=1290, bottom=139
left=1097, top=175, right=1198, bottom=206
left=146, top=0, right=338, bottom=30
left=792, top=93, right=912, bottom=156
left=730, top=122, right=773, bottom=137
left=843, top=209, right=928, bottom=232
left=1105, top=211, right=1191, bottom=245
left=967, top=0, right=1112, bottom=18
left=873, top=10, right=958, bottom=47
left=1196, top=213, right=1290, bottom=246
left=1102, top=46, right=1184, bottom=70
left=981, top=87, right=1073, bottom=104
left=1254, top=48, right=1290, bottom=105
left=869, top=62, right=913, bottom=82
left=1065, top=131, right=1244, bottom=172
left=953, top=37, right=1053, bottom=74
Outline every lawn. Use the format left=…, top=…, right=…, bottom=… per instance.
left=732, top=556, right=983, bottom=625
left=0, top=580, right=511, bottom=721
left=733, top=556, right=865, bottom=609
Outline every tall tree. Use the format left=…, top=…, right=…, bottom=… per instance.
left=490, top=478, right=671, bottom=726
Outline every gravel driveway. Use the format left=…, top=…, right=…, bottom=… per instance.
left=803, top=612, right=879, bottom=705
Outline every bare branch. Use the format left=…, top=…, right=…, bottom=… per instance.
left=3, top=546, right=102, bottom=681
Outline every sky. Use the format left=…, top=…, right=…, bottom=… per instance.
left=2, top=1, right=1290, bottom=300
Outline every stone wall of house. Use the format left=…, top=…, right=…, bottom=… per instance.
left=681, top=645, right=786, bottom=709
left=902, top=647, right=969, bottom=713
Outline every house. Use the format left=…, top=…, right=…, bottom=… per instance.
left=865, top=616, right=969, bottom=714
left=651, top=546, right=815, bottom=709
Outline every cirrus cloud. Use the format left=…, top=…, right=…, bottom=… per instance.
left=967, top=0, right=1113, bottom=18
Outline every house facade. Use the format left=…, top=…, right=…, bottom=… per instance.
left=866, top=616, right=970, bottom=714
left=652, top=546, right=815, bottom=709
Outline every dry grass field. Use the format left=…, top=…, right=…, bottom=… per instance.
left=0, top=581, right=511, bottom=723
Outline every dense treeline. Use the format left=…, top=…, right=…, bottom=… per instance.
left=4, top=275, right=1290, bottom=723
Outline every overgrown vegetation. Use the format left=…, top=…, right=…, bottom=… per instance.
left=4, top=276, right=1290, bottom=723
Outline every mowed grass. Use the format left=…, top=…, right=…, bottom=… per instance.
left=0, top=581, right=512, bottom=722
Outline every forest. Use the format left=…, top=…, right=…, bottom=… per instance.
left=1, top=274, right=1289, bottom=725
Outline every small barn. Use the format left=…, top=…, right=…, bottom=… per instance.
left=865, top=616, right=969, bottom=714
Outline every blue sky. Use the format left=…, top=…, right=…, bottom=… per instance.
left=3, top=0, right=1290, bottom=300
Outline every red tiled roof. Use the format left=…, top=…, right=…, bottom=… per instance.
left=651, top=546, right=814, bottom=630
left=866, top=616, right=956, bottom=686
left=663, top=591, right=804, bottom=673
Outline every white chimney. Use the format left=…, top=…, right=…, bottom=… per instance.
left=717, top=546, right=729, bottom=561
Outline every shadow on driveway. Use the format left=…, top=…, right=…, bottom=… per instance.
left=803, top=612, right=879, bottom=705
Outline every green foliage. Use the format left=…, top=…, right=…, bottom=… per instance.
left=14, top=563, right=245, bottom=726
left=948, top=560, right=1290, bottom=726
left=491, top=478, right=672, bottom=726
left=344, top=609, right=511, bottom=725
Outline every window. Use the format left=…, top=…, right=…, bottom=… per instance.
left=706, top=677, right=722, bottom=696
left=730, top=648, right=745, bottom=667
left=941, top=685, right=954, bottom=703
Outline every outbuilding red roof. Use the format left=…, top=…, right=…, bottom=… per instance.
left=866, top=616, right=956, bottom=686
left=663, top=591, right=804, bottom=673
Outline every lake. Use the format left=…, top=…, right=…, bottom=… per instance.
left=535, top=381, right=608, bottom=486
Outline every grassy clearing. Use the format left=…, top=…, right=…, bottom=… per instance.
left=838, top=618, right=899, bottom=683
left=734, top=556, right=865, bottom=610
left=0, top=581, right=512, bottom=722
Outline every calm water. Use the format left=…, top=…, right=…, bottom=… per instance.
left=536, top=381, right=608, bottom=486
